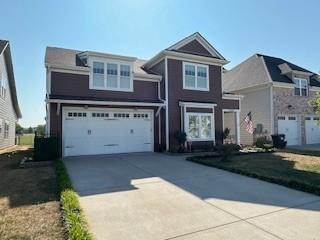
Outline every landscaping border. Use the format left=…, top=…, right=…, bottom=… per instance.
left=55, top=159, right=93, bottom=240
left=187, top=156, right=320, bottom=196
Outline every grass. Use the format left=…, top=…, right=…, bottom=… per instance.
left=17, top=134, right=35, bottom=146
left=0, top=146, right=65, bottom=240
left=187, top=151, right=320, bottom=195
left=55, top=160, right=93, bottom=240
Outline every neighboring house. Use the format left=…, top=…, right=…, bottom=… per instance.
left=45, top=32, right=241, bottom=157
left=224, top=54, right=320, bottom=146
left=0, top=40, right=22, bottom=149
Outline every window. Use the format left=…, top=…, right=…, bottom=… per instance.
left=0, top=72, right=6, bottom=99
left=183, top=62, right=209, bottom=91
left=91, top=60, right=132, bottom=91
left=293, top=78, right=308, bottom=96
left=92, top=62, right=105, bottom=88
left=186, top=113, right=212, bottom=140
left=4, top=122, right=9, bottom=139
left=107, top=63, right=118, bottom=88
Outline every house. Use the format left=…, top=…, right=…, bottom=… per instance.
left=224, top=54, right=320, bottom=146
left=0, top=40, right=22, bottom=149
left=45, top=33, right=241, bottom=157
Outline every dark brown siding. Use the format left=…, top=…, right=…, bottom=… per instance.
left=186, top=107, right=213, bottom=113
left=176, top=40, right=212, bottom=57
left=222, top=99, right=240, bottom=109
left=167, top=59, right=239, bottom=149
left=51, top=72, right=159, bottom=102
left=49, top=103, right=161, bottom=155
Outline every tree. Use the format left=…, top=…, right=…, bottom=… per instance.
left=309, top=74, right=320, bottom=123
left=27, top=126, right=33, bottom=134
left=16, top=123, right=24, bottom=135
left=35, top=124, right=45, bottom=136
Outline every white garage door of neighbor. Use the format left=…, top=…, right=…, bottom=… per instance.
left=63, top=108, right=153, bottom=157
left=305, top=116, right=320, bottom=144
left=277, top=115, right=299, bottom=146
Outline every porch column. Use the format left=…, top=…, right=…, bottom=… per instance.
left=236, top=110, right=240, bottom=144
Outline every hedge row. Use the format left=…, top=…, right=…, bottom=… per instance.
left=187, top=156, right=320, bottom=196
left=55, top=160, right=93, bottom=240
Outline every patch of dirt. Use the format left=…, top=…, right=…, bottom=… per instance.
left=0, top=147, right=65, bottom=240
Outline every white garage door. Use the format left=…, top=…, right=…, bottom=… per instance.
left=277, top=115, right=299, bottom=146
left=63, top=108, right=153, bottom=157
left=305, top=116, right=320, bottom=144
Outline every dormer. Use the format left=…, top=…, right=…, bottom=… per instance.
left=79, top=51, right=137, bottom=92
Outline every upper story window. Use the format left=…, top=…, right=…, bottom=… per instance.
left=183, top=62, right=209, bottom=91
left=91, top=60, right=132, bottom=92
left=0, top=72, right=6, bottom=99
left=293, top=78, right=308, bottom=96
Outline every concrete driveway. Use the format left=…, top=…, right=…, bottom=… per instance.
left=64, top=153, right=320, bottom=240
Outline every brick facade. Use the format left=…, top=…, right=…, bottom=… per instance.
left=273, top=87, right=317, bottom=144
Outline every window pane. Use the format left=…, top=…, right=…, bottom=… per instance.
left=185, top=65, right=196, bottom=88
left=294, top=87, right=300, bottom=96
left=197, top=66, right=207, bottom=89
left=300, top=80, right=308, bottom=88
left=201, top=116, right=211, bottom=138
left=120, top=76, right=130, bottom=89
left=301, top=88, right=307, bottom=96
left=93, top=62, right=104, bottom=87
left=188, top=115, right=199, bottom=138
left=107, top=63, right=118, bottom=88
left=120, top=65, right=130, bottom=77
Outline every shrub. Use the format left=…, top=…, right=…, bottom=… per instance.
left=255, top=136, right=272, bottom=149
left=173, top=131, right=187, bottom=153
left=216, top=143, right=241, bottom=160
left=55, top=160, right=93, bottom=240
left=34, top=136, right=59, bottom=161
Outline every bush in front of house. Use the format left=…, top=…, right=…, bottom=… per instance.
left=34, top=136, right=59, bottom=161
left=216, top=143, right=241, bottom=160
left=255, top=136, right=273, bottom=150
left=55, top=160, right=93, bottom=240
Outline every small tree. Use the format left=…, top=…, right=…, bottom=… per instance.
left=309, top=91, right=320, bottom=124
left=16, top=123, right=23, bottom=135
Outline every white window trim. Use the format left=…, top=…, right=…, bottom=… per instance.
left=183, top=62, right=209, bottom=91
left=293, top=78, right=308, bottom=96
left=184, top=112, right=214, bottom=142
left=89, top=58, right=134, bottom=92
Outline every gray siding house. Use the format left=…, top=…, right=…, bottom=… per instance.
left=0, top=40, right=22, bottom=149
left=224, top=54, right=320, bottom=146
left=45, top=33, right=242, bottom=157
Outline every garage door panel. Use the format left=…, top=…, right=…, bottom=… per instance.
left=278, top=115, right=299, bottom=146
left=306, top=116, right=320, bottom=144
left=63, top=109, right=153, bottom=157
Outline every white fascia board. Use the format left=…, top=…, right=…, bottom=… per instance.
left=179, top=101, right=217, bottom=108
left=222, top=94, right=244, bottom=100
left=233, top=82, right=272, bottom=93
left=46, top=63, right=90, bottom=74
left=133, top=73, right=162, bottom=82
left=86, top=51, right=137, bottom=62
left=47, top=99, right=165, bottom=107
left=310, top=86, right=320, bottom=91
left=272, top=82, right=294, bottom=89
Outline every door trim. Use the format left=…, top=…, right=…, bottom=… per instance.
left=62, top=106, right=154, bottom=157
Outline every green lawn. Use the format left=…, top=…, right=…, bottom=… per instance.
left=17, top=134, right=35, bottom=146
left=188, top=150, right=320, bottom=195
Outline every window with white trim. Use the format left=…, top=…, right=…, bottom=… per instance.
left=186, top=113, right=212, bottom=140
left=0, top=72, right=6, bottom=99
left=91, top=61, right=132, bottom=91
left=293, top=78, right=308, bottom=96
left=183, top=62, right=209, bottom=91
left=4, top=121, right=9, bottom=139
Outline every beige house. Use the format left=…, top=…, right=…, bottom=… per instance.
left=224, top=54, right=320, bottom=146
left=0, top=40, right=21, bottom=149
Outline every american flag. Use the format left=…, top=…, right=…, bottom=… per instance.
left=244, top=112, right=254, bottom=134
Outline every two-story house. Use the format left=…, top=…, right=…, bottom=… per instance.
left=0, top=40, right=22, bottom=149
left=224, top=54, right=320, bottom=146
left=45, top=33, right=241, bottom=157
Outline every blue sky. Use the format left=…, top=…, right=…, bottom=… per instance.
left=1, top=0, right=319, bottom=127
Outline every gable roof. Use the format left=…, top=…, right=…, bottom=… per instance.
left=0, top=40, right=22, bottom=118
left=45, top=47, right=161, bottom=80
left=257, top=54, right=317, bottom=85
left=166, top=32, right=226, bottom=60
left=224, top=54, right=320, bottom=92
